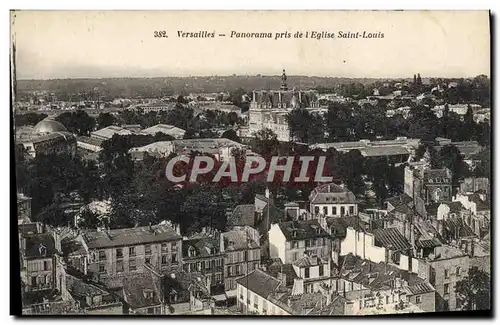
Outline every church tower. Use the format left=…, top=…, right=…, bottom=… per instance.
left=280, top=69, right=288, bottom=91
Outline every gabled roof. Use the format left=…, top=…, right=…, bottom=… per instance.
left=278, top=219, right=330, bottom=241
left=372, top=228, right=411, bottom=252
left=182, top=236, right=221, bottom=259
left=235, top=269, right=282, bottom=298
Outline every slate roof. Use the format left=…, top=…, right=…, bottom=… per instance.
left=18, top=223, right=40, bottom=236
left=182, top=236, right=221, bottom=259
left=359, top=146, right=410, bottom=157
left=227, top=204, right=255, bottom=228
left=123, top=274, right=162, bottom=310
left=265, top=260, right=298, bottom=287
left=442, top=217, right=476, bottom=238
left=222, top=229, right=259, bottom=251
left=339, top=254, right=434, bottom=294
left=424, top=168, right=451, bottom=181
left=293, top=254, right=328, bottom=268
left=385, top=194, right=414, bottom=214
left=140, top=124, right=186, bottom=138
left=309, top=183, right=356, bottom=205
left=82, top=224, right=181, bottom=249
left=91, top=126, right=134, bottom=139
left=327, top=216, right=367, bottom=238
left=77, top=136, right=104, bottom=147
left=372, top=228, right=411, bottom=252
left=278, top=219, right=330, bottom=241
left=23, top=233, right=56, bottom=259
left=235, top=269, right=282, bottom=298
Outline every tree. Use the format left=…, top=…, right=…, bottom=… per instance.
left=55, top=110, right=96, bottom=136
left=251, top=129, right=280, bottom=157
left=97, top=112, right=116, bottom=129
left=437, top=145, right=471, bottom=192
left=456, top=267, right=490, bottom=310
left=15, top=113, right=48, bottom=127
left=221, top=129, right=241, bottom=143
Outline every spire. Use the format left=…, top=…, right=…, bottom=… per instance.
left=280, top=69, right=288, bottom=91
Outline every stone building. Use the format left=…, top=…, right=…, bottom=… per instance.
left=248, top=70, right=322, bottom=142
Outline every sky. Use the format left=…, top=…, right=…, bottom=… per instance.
left=11, top=10, right=490, bottom=79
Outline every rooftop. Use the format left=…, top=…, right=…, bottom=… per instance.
left=309, top=183, right=357, bottom=205
left=278, top=219, right=330, bottom=241
left=372, top=228, right=411, bottom=252
left=235, top=269, right=282, bottom=298
left=222, top=229, right=259, bottom=251
left=23, top=233, right=56, bottom=259
left=82, top=224, right=181, bottom=249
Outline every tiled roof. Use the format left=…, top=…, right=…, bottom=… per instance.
left=372, top=228, right=411, bottom=252
left=82, top=224, right=181, bottom=249
left=327, top=216, right=367, bottom=238
left=278, top=219, right=330, bottom=241
left=235, top=269, right=282, bottom=298
left=424, top=168, right=451, bottom=180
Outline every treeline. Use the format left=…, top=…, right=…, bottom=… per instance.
left=287, top=102, right=490, bottom=146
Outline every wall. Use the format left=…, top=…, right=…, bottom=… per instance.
left=86, top=239, right=182, bottom=280
left=429, top=255, right=470, bottom=311
left=292, top=260, right=331, bottom=280
left=236, top=284, right=289, bottom=315
left=340, top=228, right=385, bottom=263
left=224, top=248, right=261, bottom=294
left=407, top=291, right=435, bottom=312
left=268, top=224, right=286, bottom=263
left=310, top=203, right=358, bottom=217
left=284, top=237, right=331, bottom=265
left=23, top=257, right=55, bottom=291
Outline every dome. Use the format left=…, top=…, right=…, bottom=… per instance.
left=34, top=119, right=68, bottom=134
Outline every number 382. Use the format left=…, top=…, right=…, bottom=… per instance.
left=154, top=31, right=168, bottom=38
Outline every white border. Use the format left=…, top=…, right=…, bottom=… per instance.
left=2, top=1, right=498, bottom=325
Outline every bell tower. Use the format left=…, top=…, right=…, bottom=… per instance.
left=280, top=69, right=288, bottom=91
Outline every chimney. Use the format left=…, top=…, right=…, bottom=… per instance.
left=292, top=278, right=304, bottom=296
left=278, top=272, right=287, bottom=287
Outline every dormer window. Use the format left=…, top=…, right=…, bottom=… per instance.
left=292, top=230, right=297, bottom=237
left=316, top=228, right=321, bottom=235
left=143, top=289, right=154, bottom=300
left=188, top=246, right=197, bottom=258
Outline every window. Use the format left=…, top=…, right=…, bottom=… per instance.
left=291, top=241, right=298, bottom=249
left=147, top=307, right=154, bottom=314
left=332, top=207, right=337, bottom=215
left=145, top=245, right=152, bottom=255
left=444, top=269, right=449, bottom=279
left=319, top=265, right=324, bottom=277
left=98, top=250, right=106, bottom=260
left=161, top=243, right=168, bottom=253
left=314, top=206, right=319, bottom=214
left=341, top=207, right=345, bottom=215
left=31, top=276, right=37, bottom=286
left=130, top=259, right=137, bottom=271
left=145, top=257, right=151, bottom=265
left=444, top=284, right=449, bottom=295
left=43, top=261, right=49, bottom=271
left=129, top=247, right=136, bottom=257
left=305, top=240, right=310, bottom=248
left=254, top=295, right=259, bottom=309
left=99, top=263, right=105, bottom=273
left=171, top=253, right=178, bottom=264
left=349, top=206, right=354, bottom=215
left=188, top=246, right=196, bottom=257
left=116, top=248, right=123, bottom=259
left=172, top=242, right=178, bottom=250
left=161, top=255, right=167, bottom=265
left=323, top=207, right=328, bottom=215
left=416, top=296, right=422, bottom=304
left=386, top=296, right=389, bottom=304
left=304, top=267, right=310, bottom=279
left=116, top=261, right=124, bottom=273
left=456, top=267, right=461, bottom=276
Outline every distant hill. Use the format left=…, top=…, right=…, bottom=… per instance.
left=16, top=75, right=403, bottom=100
